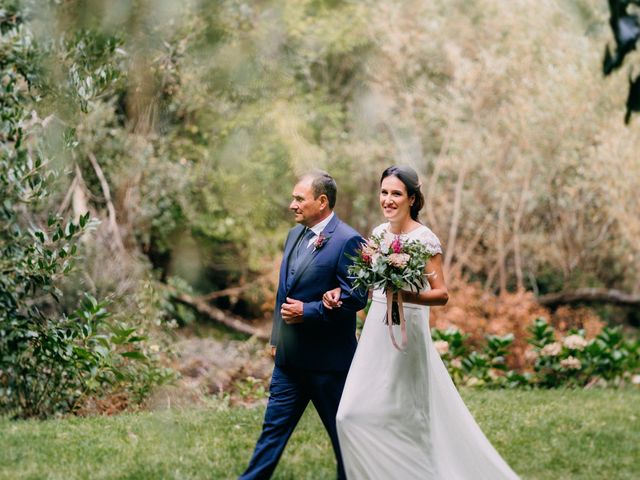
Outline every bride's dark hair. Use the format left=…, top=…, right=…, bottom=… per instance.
left=380, top=165, right=424, bottom=221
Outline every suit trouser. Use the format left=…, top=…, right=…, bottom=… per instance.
left=239, top=365, right=348, bottom=480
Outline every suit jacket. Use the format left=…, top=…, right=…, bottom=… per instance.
left=270, top=214, right=367, bottom=371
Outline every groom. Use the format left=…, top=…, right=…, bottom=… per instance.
left=239, top=171, right=367, bottom=480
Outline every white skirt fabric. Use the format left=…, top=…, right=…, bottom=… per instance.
left=336, top=295, right=520, bottom=480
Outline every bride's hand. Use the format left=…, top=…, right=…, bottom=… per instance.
left=322, top=287, right=342, bottom=309
left=390, top=289, right=417, bottom=304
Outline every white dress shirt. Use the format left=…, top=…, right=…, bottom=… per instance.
left=306, top=212, right=334, bottom=247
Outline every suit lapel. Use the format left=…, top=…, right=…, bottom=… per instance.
left=286, top=215, right=340, bottom=295
left=282, top=225, right=306, bottom=275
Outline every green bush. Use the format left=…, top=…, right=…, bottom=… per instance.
left=0, top=4, right=171, bottom=419
left=528, top=318, right=639, bottom=388
left=432, top=327, right=470, bottom=385
left=431, top=318, right=639, bottom=389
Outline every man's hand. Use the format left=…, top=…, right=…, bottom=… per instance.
left=281, top=297, right=304, bottom=324
left=322, top=287, right=342, bottom=309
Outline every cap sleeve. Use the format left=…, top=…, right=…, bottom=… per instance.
left=371, top=222, right=389, bottom=237
left=419, top=227, right=443, bottom=256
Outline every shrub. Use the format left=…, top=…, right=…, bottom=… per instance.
left=0, top=5, right=171, bottom=419
left=528, top=318, right=639, bottom=388
left=431, top=280, right=605, bottom=370
left=431, top=317, right=639, bottom=389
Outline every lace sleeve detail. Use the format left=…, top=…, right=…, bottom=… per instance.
left=371, top=222, right=389, bottom=238
left=419, top=227, right=443, bottom=256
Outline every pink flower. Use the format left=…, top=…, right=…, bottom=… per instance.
left=364, top=241, right=379, bottom=253
left=434, top=340, right=449, bottom=355
left=313, top=233, right=329, bottom=250
left=361, top=242, right=378, bottom=264
left=388, top=253, right=410, bottom=268
left=391, top=236, right=403, bottom=254
left=540, top=342, right=562, bottom=357
left=451, top=357, right=463, bottom=369
left=560, top=356, right=582, bottom=370
left=563, top=334, right=588, bottom=351
left=524, top=348, right=539, bottom=362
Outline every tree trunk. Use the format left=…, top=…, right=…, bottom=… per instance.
left=538, top=288, right=640, bottom=308
left=174, top=292, right=269, bottom=340
left=444, top=165, right=466, bottom=273
left=497, top=193, right=508, bottom=295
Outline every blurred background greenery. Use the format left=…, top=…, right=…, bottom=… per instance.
left=1, top=0, right=639, bottom=418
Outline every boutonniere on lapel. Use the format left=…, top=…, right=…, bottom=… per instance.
left=313, top=233, right=330, bottom=252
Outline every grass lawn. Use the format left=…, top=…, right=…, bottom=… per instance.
left=1, top=389, right=638, bottom=479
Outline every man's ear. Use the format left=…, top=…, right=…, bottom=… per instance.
left=318, top=194, right=329, bottom=210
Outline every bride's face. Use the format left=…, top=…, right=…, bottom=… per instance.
left=380, top=175, right=412, bottom=222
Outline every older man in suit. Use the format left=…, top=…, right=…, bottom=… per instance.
left=239, top=171, right=367, bottom=480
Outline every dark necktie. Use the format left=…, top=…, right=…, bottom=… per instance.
left=293, top=228, right=315, bottom=263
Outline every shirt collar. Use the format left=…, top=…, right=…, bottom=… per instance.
left=308, top=212, right=334, bottom=237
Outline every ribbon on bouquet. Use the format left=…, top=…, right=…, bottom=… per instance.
left=386, top=289, right=408, bottom=351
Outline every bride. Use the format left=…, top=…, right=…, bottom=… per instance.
left=322, top=165, right=520, bottom=479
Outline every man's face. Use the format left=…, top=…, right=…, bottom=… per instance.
left=289, top=178, right=324, bottom=227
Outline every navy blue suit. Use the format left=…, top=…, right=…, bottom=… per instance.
left=240, top=215, right=367, bottom=480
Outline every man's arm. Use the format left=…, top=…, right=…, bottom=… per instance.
left=301, top=235, right=367, bottom=323
left=334, top=235, right=368, bottom=312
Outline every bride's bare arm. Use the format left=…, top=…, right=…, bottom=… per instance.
left=400, top=253, right=448, bottom=306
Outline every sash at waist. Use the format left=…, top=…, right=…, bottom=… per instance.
left=371, top=292, right=425, bottom=310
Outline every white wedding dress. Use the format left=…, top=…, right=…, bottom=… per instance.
left=336, top=223, right=519, bottom=480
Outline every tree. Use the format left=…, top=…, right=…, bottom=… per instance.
left=0, top=1, right=167, bottom=419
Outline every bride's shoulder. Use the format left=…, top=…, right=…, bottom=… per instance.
left=370, top=222, right=390, bottom=237
left=415, top=225, right=443, bottom=255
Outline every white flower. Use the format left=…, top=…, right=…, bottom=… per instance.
left=388, top=253, right=410, bottom=268
left=540, top=342, right=562, bottom=357
left=434, top=340, right=449, bottom=355
left=560, top=356, right=582, bottom=370
left=632, top=374, right=640, bottom=385
left=167, top=319, right=179, bottom=329
left=450, top=357, right=463, bottom=369
left=563, top=334, right=588, bottom=351
left=465, top=377, right=481, bottom=387
left=150, top=344, right=160, bottom=353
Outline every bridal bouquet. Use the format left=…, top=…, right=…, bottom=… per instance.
left=348, top=233, right=432, bottom=350
left=349, top=234, right=431, bottom=296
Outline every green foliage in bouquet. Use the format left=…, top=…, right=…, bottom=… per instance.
left=347, top=234, right=432, bottom=294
